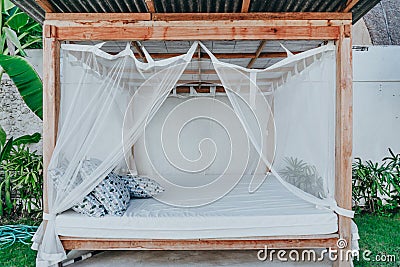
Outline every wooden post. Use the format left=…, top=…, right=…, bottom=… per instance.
left=334, top=23, right=353, bottom=267
left=43, top=28, right=61, bottom=216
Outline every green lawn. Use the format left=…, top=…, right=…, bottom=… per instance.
left=0, top=243, right=37, bottom=267
left=0, top=214, right=398, bottom=266
left=353, top=214, right=400, bottom=267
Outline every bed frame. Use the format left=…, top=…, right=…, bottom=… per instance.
left=41, top=11, right=353, bottom=266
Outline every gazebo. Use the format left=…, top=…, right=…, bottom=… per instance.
left=12, top=0, right=381, bottom=266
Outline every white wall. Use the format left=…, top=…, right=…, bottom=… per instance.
left=353, top=46, right=400, bottom=162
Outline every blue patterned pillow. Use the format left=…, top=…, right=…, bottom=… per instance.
left=80, top=159, right=131, bottom=216
left=120, top=175, right=164, bottom=198
left=48, top=164, right=106, bottom=217
left=72, top=194, right=106, bottom=217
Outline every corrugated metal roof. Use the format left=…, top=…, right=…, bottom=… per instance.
left=12, top=0, right=381, bottom=24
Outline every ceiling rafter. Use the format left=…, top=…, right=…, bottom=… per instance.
left=241, top=0, right=251, bottom=12
left=35, top=0, right=54, bottom=12
left=141, top=51, right=301, bottom=59
left=131, top=41, right=148, bottom=62
left=145, top=0, right=156, bottom=13
left=343, top=0, right=361, bottom=12
left=247, top=40, right=268, bottom=68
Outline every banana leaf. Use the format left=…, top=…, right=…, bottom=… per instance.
left=0, top=125, right=6, bottom=147
left=0, top=54, right=42, bottom=119
left=13, top=132, right=41, bottom=146
left=0, top=137, right=13, bottom=161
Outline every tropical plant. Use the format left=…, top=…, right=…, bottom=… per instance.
left=352, top=149, right=400, bottom=216
left=0, top=54, right=43, bottom=119
left=0, top=0, right=42, bottom=58
left=0, top=0, right=43, bottom=119
left=3, top=144, right=42, bottom=217
left=0, top=126, right=41, bottom=217
left=279, top=157, right=326, bottom=198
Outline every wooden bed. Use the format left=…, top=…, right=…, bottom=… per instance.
left=40, top=10, right=353, bottom=267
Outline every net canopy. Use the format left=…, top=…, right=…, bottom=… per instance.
left=32, top=41, right=355, bottom=266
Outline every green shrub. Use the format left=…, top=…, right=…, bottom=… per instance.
left=3, top=144, right=43, bottom=218
left=0, top=127, right=42, bottom=219
left=352, top=149, right=400, bottom=216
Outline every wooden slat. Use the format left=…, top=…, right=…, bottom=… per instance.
left=145, top=0, right=156, bottom=13
left=60, top=235, right=339, bottom=251
left=177, top=77, right=283, bottom=84
left=35, top=0, right=54, bottom=13
left=45, top=12, right=352, bottom=22
left=49, top=24, right=341, bottom=40
left=334, top=24, right=352, bottom=267
left=46, top=18, right=351, bottom=28
left=148, top=51, right=301, bottom=59
left=45, top=13, right=151, bottom=21
left=152, top=12, right=352, bottom=21
left=131, top=41, right=147, bottom=62
left=183, top=70, right=217, bottom=75
left=247, top=40, right=267, bottom=68
left=42, top=36, right=60, bottom=217
left=174, top=86, right=226, bottom=93
left=343, top=0, right=360, bottom=12
left=241, top=0, right=251, bottom=12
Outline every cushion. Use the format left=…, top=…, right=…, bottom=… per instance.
left=72, top=194, right=106, bottom=217
left=80, top=159, right=130, bottom=216
left=48, top=164, right=106, bottom=217
left=120, top=175, right=165, bottom=198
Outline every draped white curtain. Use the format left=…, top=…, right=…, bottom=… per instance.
left=32, top=42, right=197, bottom=266
left=200, top=43, right=353, bottom=217
left=32, top=41, right=355, bottom=266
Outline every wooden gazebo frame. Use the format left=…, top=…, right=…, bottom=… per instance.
left=41, top=11, right=353, bottom=266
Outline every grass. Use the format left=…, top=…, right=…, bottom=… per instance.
left=0, top=242, right=36, bottom=267
left=0, top=217, right=39, bottom=267
left=0, top=214, right=398, bottom=266
left=353, top=214, right=400, bottom=267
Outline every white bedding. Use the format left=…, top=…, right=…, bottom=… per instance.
left=56, top=175, right=337, bottom=239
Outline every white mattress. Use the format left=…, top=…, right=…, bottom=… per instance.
left=56, top=175, right=337, bottom=239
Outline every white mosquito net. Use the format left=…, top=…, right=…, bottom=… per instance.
left=32, top=41, right=355, bottom=266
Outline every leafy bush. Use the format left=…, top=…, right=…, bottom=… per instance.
left=0, top=127, right=42, bottom=219
left=0, top=0, right=42, bottom=57
left=0, top=0, right=43, bottom=119
left=3, top=144, right=42, bottom=217
left=352, top=149, right=400, bottom=216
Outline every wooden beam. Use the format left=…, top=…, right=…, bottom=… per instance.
left=241, top=0, right=251, bottom=12
left=334, top=24, right=352, bottom=267
left=148, top=51, right=301, bottom=59
left=343, top=0, right=360, bottom=12
left=145, top=0, right=156, bottom=13
left=177, top=80, right=221, bottom=85
left=131, top=41, right=147, bottom=63
left=42, top=36, right=60, bottom=218
left=151, top=12, right=352, bottom=21
left=183, top=70, right=217, bottom=75
left=247, top=40, right=267, bottom=68
left=174, top=86, right=226, bottom=93
left=45, top=13, right=151, bottom=21
left=35, top=0, right=54, bottom=13
left=45, top=12, right=352, bottom=22
left=46, top=23, right=342, bottom=41
left=177, top=77, right=281, bottom=84
left=197, top=46, right=202, bottom=87
left=60, top=235, right=339, bottom=251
